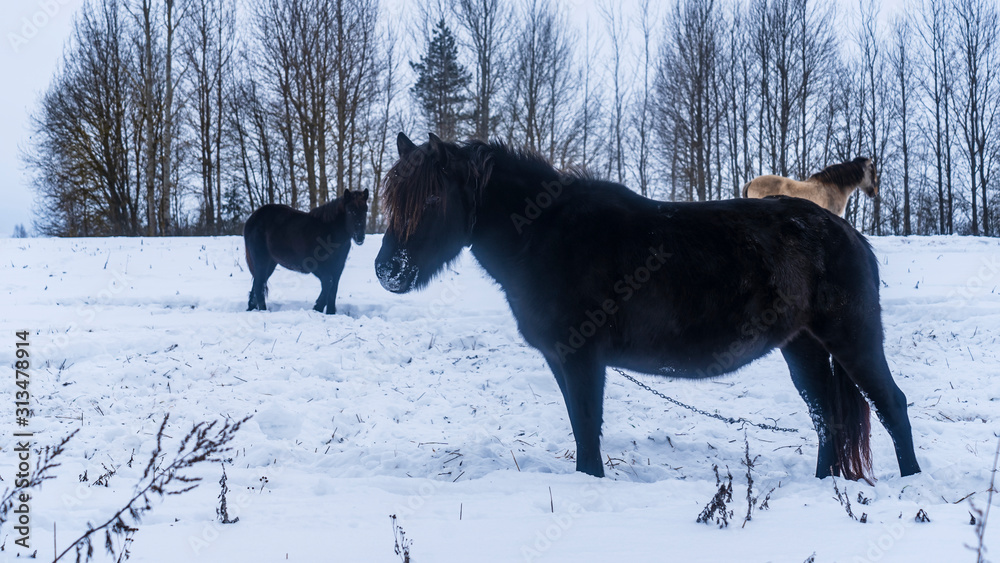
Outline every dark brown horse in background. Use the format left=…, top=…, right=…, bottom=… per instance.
left=244, top=189, right=368, bottom=314
left=743, top=157, right=878, bottom=216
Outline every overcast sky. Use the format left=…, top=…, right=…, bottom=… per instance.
left=0, top=0, right=905, bottom=238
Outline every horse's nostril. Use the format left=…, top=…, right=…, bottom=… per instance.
left=378, top=257, right=401, bottom=280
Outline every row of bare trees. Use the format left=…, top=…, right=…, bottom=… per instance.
left=655, top=0, right=999, bottom=235
left=25, top=0, right=1000, bottom=237
left=28, top=0, right=390, bottom=236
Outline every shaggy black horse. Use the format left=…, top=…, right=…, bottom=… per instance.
left=375, top=133, right=921, bottom=481
left=244, top=189, right=368, bottom=314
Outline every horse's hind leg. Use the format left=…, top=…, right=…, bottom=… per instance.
left=822, top=330, right=921, bottom=477
left=548, top=352, right=606, bottom=477
left=252, top=259, right=277, bottom=311
left=781, top=333, right=839, bottom=478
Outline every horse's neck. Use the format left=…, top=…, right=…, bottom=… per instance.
left=312, top=202, right=342, bottom=222
left=469, top=166, right=561, bottom=283
left=830, top=182, right=860, bottom=216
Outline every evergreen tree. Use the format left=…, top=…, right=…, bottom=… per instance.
left=410, top=19, right=471, bottom=141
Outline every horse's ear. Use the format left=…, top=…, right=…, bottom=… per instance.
left=428, top=132, right=451, bottom=168
left=428, top=132, right=444, bottom=151
left=361, top=188, right=369, bottom=202
left=397, top=132, right=416, bottom=158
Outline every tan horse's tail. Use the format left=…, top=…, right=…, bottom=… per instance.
left=741, top=180, right=753, bottom=199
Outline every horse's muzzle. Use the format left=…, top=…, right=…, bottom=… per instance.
left=375, top=250, right=418, bottom=294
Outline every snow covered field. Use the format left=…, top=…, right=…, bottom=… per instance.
left=2, top=234, right=1000, bottom=562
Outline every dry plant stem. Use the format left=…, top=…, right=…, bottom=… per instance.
left=742, top=434, right=758, bottom=528
left=972, top=435, right=1000, bottom=563
left=54, top=415, right=247, bottom=562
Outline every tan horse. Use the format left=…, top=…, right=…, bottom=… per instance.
left=742, top=157, right=878, bottom=216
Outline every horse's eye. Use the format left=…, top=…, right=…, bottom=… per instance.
left=425, top=195, right=441, bottom=207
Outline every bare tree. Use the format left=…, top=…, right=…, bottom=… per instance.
left=891, top=16, right=915, bottom=234
left=456, top=0, right=510, bottom=141
left=183, top=0, right=236, bottom=232
left=794, top=0, right=837, bottom=179
left=27, top=0, right=141, bottom=236
left=508, top=0, right=576, bottom=164
left=721, top=1, right=754, bottom=198
left=631, top=0, right=655, bottom=197
left=599, top=0, right=629, bottom=183
left=230, top=49, right=278, bottom=210
left=366, top=21, right=402, bottom=232
left=332, top=0, right=381, bottom=197
left=159, top=0, right=183, bottom=234
left=579, top=18, right=604, bottom=172
left=657, top=0, right=721, bottom=201
left=954, top=0, right=998, bottom=235
left=132, top=0, right=161, bottom=236
left=857, top=0, right=891, bottom=235
left=256, top=0, right=301, bottom=209
left=917, top=0, right=953, bottom=233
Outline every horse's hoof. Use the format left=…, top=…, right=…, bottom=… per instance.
left=577, top=461, right=605, bottom=478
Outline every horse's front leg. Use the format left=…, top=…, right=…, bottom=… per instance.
left=322, top=258, right=348, bottom=315
left=547, top=351, right=606, bottom=477
left=318, top=274, right=340, bottom=315
left=313, top=278, right=328, bottom=313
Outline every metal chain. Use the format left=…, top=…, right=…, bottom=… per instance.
left=612, top=368, right=798, bottom=433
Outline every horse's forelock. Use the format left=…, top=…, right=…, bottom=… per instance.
left=383, top=142, right=494, bottom=241
left=383, top=150, right=447, bottom=241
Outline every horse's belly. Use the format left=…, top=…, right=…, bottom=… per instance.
left=607, top=319, right=794, bottom=379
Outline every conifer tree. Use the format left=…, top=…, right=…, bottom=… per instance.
left=410, top=19, right=471, bottom=141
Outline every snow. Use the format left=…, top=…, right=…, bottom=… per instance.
left=2, top=234, right=999, bottom=562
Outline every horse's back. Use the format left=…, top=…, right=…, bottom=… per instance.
left=514, top=192, right=878, bottom=375
left=745, top=175, right=844, bottom=215
left=743, top=175, right=790, bottom=199
left=244, top=203, right=352, bottom=276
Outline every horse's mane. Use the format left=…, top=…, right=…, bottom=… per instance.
left=383, top=139, right=568, bottom=239
left=308, top=197, right=344, bottom=222
left=808, top=157, right=870, bottom=187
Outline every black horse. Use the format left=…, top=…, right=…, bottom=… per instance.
left=375, top=132, right=921, bottom=481
left=244, top=189, right=368, bottom=314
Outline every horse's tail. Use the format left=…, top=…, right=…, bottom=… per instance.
left=830, top=358, right=873, bottom=483
left=741, top=180, right=753, bottom=199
